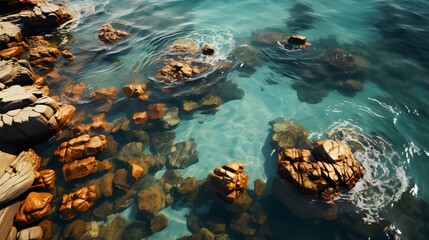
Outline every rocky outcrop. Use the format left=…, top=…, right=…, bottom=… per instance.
left=156, top=59, right=207, bottom=82
left=0, top=59, right=39, bottom=87
left=277, top=139, right=365, bottom=201
left=0, top=150, right=40, bottom=205
left=0, top=85, right=75, bottom=142
left=98, top=23, right=129, bottom=44
left=15, top=192, right=53, bottom=226
left=208, top=162, right=248, bottom=202
left=59, top=185, right=97, bottom=220
left=55, top=134, right=107, bottom=163
left=0, top=22, right=22, bottom=48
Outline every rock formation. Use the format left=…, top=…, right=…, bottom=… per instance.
left=15, top=191, right=53, bottom=226
left=208, top=162, right=248, bottom=202
left=98, top=23, right=129, bottom=44
left=62, top=157, right=99, bottom=181
left=59, top=185, right=97, bottom=220
left=277, top=139, right=365, bottom=201
left=0, top=150, right=40, bottom=205
left=89, top=86, right=118, bottom=102
left=55, top=134, right=107, bottom=163
left=122, top=84, right=148, bottom=101
left=32, top=169, right=56, bottom=189
left=0, top=85, right=75, bottom=142
left=0, top=59, right=39, bottom=87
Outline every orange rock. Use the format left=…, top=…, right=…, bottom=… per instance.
left=201, top=44, right=215, bottom=56
left=122, top=84, right=148, bottom=101
left=131, top=163, right=144, bottom=181
left=98, top=23, right=129, bottom=44
left=62, top=50, right=75, bottom=60
left=15, top=192, right=53, bottom=226
left=64, top=82, right=87, bottom=102
left=89, top=86, right=118, bottom=102
left=62, top=157, right=99, bottom=181
left=32, top=169, right=56, bottom=189
left=0, top=46, right=24, bottom=59
left=148, top=103, right=164, bottom=120
left=59, top=185, right=97, bottom=220
left=132, top=111, right=148, bottom=125
left=209, top=162, right=248, bottom=202
left=90, top=113, right=108, bottom=131
left=55, top=134, right=107, bottom=163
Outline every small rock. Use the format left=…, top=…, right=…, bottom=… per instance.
left=150, top=214, right=168, bottom=233
left=201, top=44, right=215, bottom=56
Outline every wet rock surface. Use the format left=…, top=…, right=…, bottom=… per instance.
left=98, top=23, right=129, bottom=44
left=55, top=134, right=107, bottom=163
left=62, top=157, right=99, bottom=181
left=208, top=162, right=248, bottom=202
left=0, top=85, right=75, bottom=142
left=15, top=192, right=53, bottom=226
left=59, top=185, right=97, bottom=220
left=0, top=59, right=39, bottom=87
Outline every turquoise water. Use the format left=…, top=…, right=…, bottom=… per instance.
left=37, top=0, right=429, bottom=238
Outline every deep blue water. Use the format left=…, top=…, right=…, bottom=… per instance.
left=38, top=0, right=429, bottom=239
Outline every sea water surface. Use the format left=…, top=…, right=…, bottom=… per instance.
left=43, top=0, right=429, bottom=239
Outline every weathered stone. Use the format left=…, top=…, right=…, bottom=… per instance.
left=62, top=157, right=99, bottom=181
left=277, top=139, right=364, bottom=201
left=15, top=192, right=53, bottom=226
left=132, top=111, right=148, bottom=125
left=100, top=173, right=114, bottom=197
left=0, top=59, right=38, bottom=87
left=148, top=103, right=164, bottom=120
left=137, top=185, right=166, bottom=217
left=177, top=177, right=197, bottom=195
left=183, top=101, right=199, bottom=112
left=253, top=179, right=266, bottom=197
left=59, top=185, right=97, bottom=220
left=322, top=48, right=356, bottom=70
left=55, top=134, right=106, bottom=163
left=63, top=219, right=86, bottom=240
left=0, top=22, right=22, bottom=47
left=113, top=169, right=130, bottom=191
left=269, top=117, right=310, bottom=149
left=32, top=169, right=55, bottom=189
left=28, top=40, right=61, bottom=68
left=0, top=46, right=24, bottom=59
left=208, top=162, right=248, bottom=203
left=63, top=82, right=86, bottom=102
left=117, top=142, right=143, bottom=163
left=0, top=86, right=75, bottom=142
left=62, top=50, right=75, bottom=60
left=150, top=214, right=168, bottom=233
left=167, top=139, right=198, bottom=169
left=162, top=106, right=180, bottom=129
left=287, top=35, right=311, bottom=47
left=201, top=44, right=215, bottom=56
left=37, top=219, right=52, bottom=240
left=89, top=86, right=118, bottom=102
left=130, top=163, right=144, bottom=181
left=230, top=213, right=256, bottom=236
left=0, top=150, right=40, bottom=205
left=18, top=2, right=74, bottom=33
left=98, top=23, right=129, bottom=44
left=16, top=226, right=43, bottom=240
left=122, top=84, right=148, bottom=101
left=89, top=113, right=109, bottom=132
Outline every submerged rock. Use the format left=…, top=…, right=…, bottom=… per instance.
left=63, top=82, right=86, bottom=102
left=62, top=157, right=99, bottom=181
left=137, top=185, right=166, bottom=218
left=122, top=84, right=148, bottom=101
left=167, top=139, right=198, bottom=169
left=208, top=162, right=248, bottom=203
left=98, top=23, right=129, bottom=44
left=322, top=48, right=356, bottom=70
left=89, top=86, right=118, bottom=102
left=162, top=106, right=180, bottom=129
left=150, top=214, right=168, bottom=233
left=269, top=117, right=310, bottom=149
left=0, top=85, right=75, bottom=142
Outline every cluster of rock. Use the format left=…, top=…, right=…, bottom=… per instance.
left=98, top=23, right=129, bottom=44
left=0, top=149, right=56, bottom=240
left=207, top=162, right=248, bottom=202
left=270, top=117, right=365, bottom=219
left=155, top=39, right=215, bottom=82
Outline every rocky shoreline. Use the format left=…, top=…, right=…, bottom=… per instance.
left=0, top=1, right=372, bottom=239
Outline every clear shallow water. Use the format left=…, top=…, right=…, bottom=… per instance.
left=42, top=0, right=429, bottom=238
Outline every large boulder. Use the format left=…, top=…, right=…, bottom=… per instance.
left=0, top=150, right=40, bottom=205
left=208, top=162, right=248, bottom=203
left=18, top=2, right=74, bottom=33
left=0, top=59, right=39, bottom=87
left=277, top=139, right=365, bottom=201
left=137, top=185, right=166, bottom=218
left=0, top=85, right=75, bottom=142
